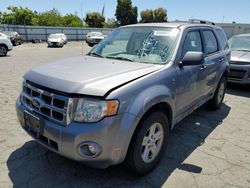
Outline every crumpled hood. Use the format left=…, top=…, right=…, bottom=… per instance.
left=231, top=50, right=250, bottom=62
left=24, top=56, right=163, bottom=96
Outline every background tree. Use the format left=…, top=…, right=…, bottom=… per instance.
left=140, top=8, right=167, bottom=23
left=37, top=9, right=64, bottom=26
left=103, top=18, right=117, bottom=28
left=63, top=14, right=82, bottom=27
left=140, top=9, right=154, bottom=23
left=0, top=6, right=35, bottom=25
left=85, top=12, right=105, bottom=28
left=154, top=8, right=167, bottom=22
left=115, top=0, right=138, bottom=26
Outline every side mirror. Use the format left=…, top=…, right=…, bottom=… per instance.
left=180, top=51, right=204, bottom=66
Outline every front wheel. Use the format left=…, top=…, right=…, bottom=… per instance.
left=207, top=76, right=227, bottom=110
left=125, top=112, right=169, bottom=175
left=0, top=45, right=8, bottom=56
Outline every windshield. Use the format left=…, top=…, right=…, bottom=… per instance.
left=89, top=27, right=179, bottom=64
left=228, top=36, right=250, bottom=52
left=49, top=34, right=61, bottom=39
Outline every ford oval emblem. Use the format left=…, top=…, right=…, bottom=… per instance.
left=32, top=97, right=44, bottom=109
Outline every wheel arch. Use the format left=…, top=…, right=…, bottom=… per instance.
left=137, top=102, right=173, bottom=132
left=0, top=43, right=8, bottom=49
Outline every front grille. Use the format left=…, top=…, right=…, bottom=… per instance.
left=230, top=61, right=250, bottom=65
left=229, top=69, right=246, bottom=79
left=22, top=81, right=71, bottom=125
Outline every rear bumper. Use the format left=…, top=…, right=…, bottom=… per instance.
left=228, top=64, right=250, bottom=84
left=16, top=96, right=138, bottom=168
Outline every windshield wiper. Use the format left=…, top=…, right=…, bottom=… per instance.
left=88, top=52, right=104, bottom=58
left=105, top=56, right=134, bottom=62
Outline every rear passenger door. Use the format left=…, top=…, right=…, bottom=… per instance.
left=200, top=29, right=223, bottom=97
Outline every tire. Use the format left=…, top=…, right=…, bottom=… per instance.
left=124, top=111, right=169, bottom=175
left=88, top=43, right=94, bottom=47
left=12, top=40, right=17, bottom=46
left=0, top=45, right=8, bottom=57
left=207, top=76, right=227, bottom=110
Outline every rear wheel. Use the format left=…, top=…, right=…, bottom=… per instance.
left=125, top=112, right=169, bottom=175
left=13, top=40, right=17, bottom=46
left=0, top=45, right=8, bottom=56
left=207, top=76, right=227, bottom=110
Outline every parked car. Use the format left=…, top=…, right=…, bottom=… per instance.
left=0, top=32, right=9, bottom=38
left=228, top=33, right=250, bottom=84
left=86, top=32, right=105, bottom=47
left=16, top=21, right=229, bottom=175
left=0, top=36, right=13, bottom=56
left=0, top=31, right=22, bottom=46
left=47, top=33, right=67, bottom=47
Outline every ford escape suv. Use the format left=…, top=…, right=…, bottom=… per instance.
left=16, top=20, right=230, bottom=175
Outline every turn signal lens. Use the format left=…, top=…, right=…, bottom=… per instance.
left=106, top=100, right=119, bottom=116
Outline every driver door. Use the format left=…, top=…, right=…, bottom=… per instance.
left=175, top=29, right=205, bottom=116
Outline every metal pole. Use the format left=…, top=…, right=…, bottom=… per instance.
left=81, top=0, right=84, bottom=56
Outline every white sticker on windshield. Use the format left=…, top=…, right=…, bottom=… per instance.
left=153, top=30, right=178, bottom=37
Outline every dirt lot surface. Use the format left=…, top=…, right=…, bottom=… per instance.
left=0, top=42, right=250, bottom=188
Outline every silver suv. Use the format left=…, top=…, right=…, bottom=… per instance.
left=228, top=33, right=250, bottom=84
left=16, top=20, right=230, bottom=175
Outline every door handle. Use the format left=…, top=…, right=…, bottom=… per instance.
left=200, top=65, right=207, bottom=71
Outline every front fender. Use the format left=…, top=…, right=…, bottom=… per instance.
left=112, top=84, right=174, bottom=163
left=127, top=84, right=174, bottom=123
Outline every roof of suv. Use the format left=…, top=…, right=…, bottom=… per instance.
left=121, top=22, right=221, bottom=29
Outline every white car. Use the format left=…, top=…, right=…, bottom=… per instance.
left=86, top=32, right=105, bottom=47
left=0, top=32, right=9, bottom=38
left=0, top=36, right=13, bottom=56
left=47, top=33, right=67, bottom=47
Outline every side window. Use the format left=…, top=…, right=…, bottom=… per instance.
left=216, top=29, right=229, bottom=50
left=181, top=31, right=202, bottom=58
left=203, top=30, right=218, bottom=54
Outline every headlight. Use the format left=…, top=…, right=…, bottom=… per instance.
left=74, top=98, right=119, bottom=122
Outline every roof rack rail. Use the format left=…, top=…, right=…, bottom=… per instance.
left=189, top=19, right=215, bottom=25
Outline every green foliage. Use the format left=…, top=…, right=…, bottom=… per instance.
left=0, top=6, right=83, bottom=27
left=0, top=5, right=168, bottom=28
left=103, top=18, right=117, bottom=28
left=0, top=6, right=35, bottom=25
left=63, top=14, right=82, bottom=27
left=140, top=8, right=167, bottom=23
left=37, top=9, right=64, bottom=26
left=140, top=9, right=154, bottom=23
left=154, top=8, right=167, bottom=22
left=115, top=0, right=138, bottom=26
left=85, top=12, right=105, bottom=28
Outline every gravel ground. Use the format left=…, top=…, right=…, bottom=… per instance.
left=0, top=42, right=250, bottom=188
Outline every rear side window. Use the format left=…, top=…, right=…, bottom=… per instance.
left=216, top=29, right=229, bottom=50
left=203, top=30, right=218, bottom=54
